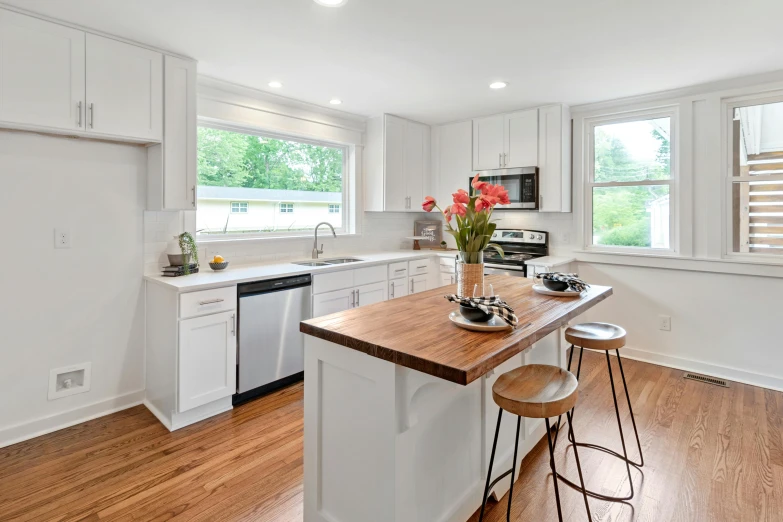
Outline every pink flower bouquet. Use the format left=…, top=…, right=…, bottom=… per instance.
left=421, top=174, right=509, bottom=263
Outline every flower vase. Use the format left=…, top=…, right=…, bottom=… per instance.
left=456, top=251, right=484, bottom=297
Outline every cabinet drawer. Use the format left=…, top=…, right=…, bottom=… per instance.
left=408, top=259, right=430, bottom=276
left=180, top=286, right=237, bottom=319
left=388, top=262, right=408, bottom=279
left=313, top=270, right=354, bottom=294
left=439, top=254, right=457, bottom=267
left=354, top=265, right=387, bottom=286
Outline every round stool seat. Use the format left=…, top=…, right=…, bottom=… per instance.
left=565, top=322, right=626, bottom=351
left=492, top=364, right=578, bottom=419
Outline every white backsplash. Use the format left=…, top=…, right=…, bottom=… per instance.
left=144, top=210, right=432, bottom=275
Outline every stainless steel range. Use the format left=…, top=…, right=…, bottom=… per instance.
left=484, top=229, right=548, bottom=278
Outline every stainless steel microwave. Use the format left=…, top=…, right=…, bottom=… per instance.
left=470, top=167, right=539, bottom=210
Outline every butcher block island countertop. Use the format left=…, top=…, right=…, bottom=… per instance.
left=300, top=274, right=613, bottom=385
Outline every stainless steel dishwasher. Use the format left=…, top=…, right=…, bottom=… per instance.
left=235, top=274, right=311, bottom=404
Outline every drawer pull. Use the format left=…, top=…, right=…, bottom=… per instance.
left=199, top=298, right=225, bottom=305
left=417, top=265, right=427, bottom=269
left=394, top=269, right=406, bottom=273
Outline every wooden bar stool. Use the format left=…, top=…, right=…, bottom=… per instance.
left=479, top=364, right=591, bottom=522
left=553, top=322, right=644, bottom=503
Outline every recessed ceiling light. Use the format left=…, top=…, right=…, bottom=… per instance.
left=268, top=81, right=282, bottom=89
left=329, top=99, right=342, bottom=105
left=489, top=81, right=508, bottom=89
left=314, top=0, right=346, bottom=6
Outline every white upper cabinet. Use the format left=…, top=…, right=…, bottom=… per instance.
left=365, top=114, right=431, bottom=212
left=473, top=109, right=538, bottom=170
left=504, top=109, right=538, bottom=168
left=86, top=34, right=162, bottom=141
left=148, top=55, right=198, bottom=211
left=538, top=104, right=572, bottom=212
left=472, top=115, right=504, bottom=170
left=0, top=9, right=85, bottom=131
left=432, top=120, right=473, bottom=206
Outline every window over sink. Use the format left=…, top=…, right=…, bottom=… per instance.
left=196, top=126, right=348, bottom=238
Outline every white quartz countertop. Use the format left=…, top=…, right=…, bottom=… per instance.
left=524, top=256, right=576, bottom=267
left=144, top=251, right=437, bottom=292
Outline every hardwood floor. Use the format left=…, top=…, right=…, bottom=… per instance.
left=1, top=351, right=781, bottom=521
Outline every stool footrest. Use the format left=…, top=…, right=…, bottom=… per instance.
left=569, top=440, right=643, bottom=469
left=486, top=468, right=514, bottom=493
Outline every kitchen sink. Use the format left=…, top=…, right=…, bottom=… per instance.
left=292, top=261, right=330, bottom=267
left=322, top=258, right=364, bottom=264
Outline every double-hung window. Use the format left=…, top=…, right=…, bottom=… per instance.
left=586, top=110, right=676, bottom=252
left=328, top=204, right=340, bottom=213
left=231, top=202, right=248, bottom=213
left=727, top=97, right=783, bottom=257
left=280, top=203, right=294, bottom=213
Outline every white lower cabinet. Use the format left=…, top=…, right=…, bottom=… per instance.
left=178, top=311, right=236, bottom=412
left=410, top=274, right=428, bottom=294
left=312, top=287, right=355, bottom=317
left=439, top=273, right=455, bottom=287
left=355, top=281, right=386, bottom=307
left=389, top=277, right=408, bottom=299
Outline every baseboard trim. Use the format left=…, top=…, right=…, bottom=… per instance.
left=0, top=389, right=146, bottom=449
left=607, top=346, right=783, bottom=393
left=142, top=399, right=172, bottom=431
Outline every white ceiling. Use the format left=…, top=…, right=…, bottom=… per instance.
left=6, top=0, right=783, bottom=124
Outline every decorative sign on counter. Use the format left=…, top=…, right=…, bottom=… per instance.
left=414, top=220, right=442, bottom=246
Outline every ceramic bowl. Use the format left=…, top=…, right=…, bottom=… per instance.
left=542, top=278, right=569, bottom=292
left=459, top=305, right=494, bottom=323
left=209, top=261, right=229, bottom=271
left=167, top=253, right=191, bottom=266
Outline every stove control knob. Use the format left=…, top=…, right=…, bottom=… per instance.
left=537, top=234, right=543, bottom=240
left=529, top=233, right=535, bottom=239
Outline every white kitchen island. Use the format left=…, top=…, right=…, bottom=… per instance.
left=300, top=275, right=612, bottom=522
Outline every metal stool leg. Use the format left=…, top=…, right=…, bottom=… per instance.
left=480, top=409, right=523, bottom=522
left=616, top=349, right=645, bottom=467
left=554, top=349, right=642, bottom=502
left=545, top=418, right=564, bottom=522
left=553, top=344, right=584, bottom=450
left=566, top=411, right=592, bottom=520
left=479, top=408, right=503, bottom=522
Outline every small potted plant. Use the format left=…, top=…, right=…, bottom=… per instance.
left=167, top=232, right=199, bottom=275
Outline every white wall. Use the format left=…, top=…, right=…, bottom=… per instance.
left=0, top=132, right=146, bottom=447
left=562, top=72, right=783, bottom=391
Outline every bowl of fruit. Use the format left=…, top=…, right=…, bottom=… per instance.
left=208, top=255, right=229, bottom=271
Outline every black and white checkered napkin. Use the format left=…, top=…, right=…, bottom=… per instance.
left=445, top=295, right=519, bottom=327
left=536, top=272, right=590, bottom=293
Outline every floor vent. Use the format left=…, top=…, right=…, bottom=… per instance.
left=684, top=372, right=728, bottom=387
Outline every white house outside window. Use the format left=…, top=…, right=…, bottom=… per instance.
left=231, top=202, right=248, bottom=213
left=727, top=98, right=783, bottom=257
left=196, top=126, right=347, bottom=238
left=586, top=111, right=676, bottom=252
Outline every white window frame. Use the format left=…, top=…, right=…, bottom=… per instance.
left=196, top=120, right=351, bottom=240
left=584, top=107, right=679, bottom=255
left=723, top=91, right=783, bottom=263
left=279, top=203, right=294, bottom=213
left=231, top=201, right=248, bottom=213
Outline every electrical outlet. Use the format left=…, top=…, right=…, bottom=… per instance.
left=54, top=228, right=70, bottom=249
left=659, top=315, right=671, bottom=331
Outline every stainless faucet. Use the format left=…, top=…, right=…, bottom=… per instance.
left=312, top=222, right=337, bottom=259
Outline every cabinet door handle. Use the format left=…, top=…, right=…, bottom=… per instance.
left=77, top=102, right=82, bottom=128
left=504, top=152, right=507, bottom=166
left=390, top=282, right=394, bottom=299
left=192, top=186, right=196, bottom=207
left=351, top=290, right=356, bottom=307
left=539, top=194, right=543, bottom=208
left=356, top=288, right=360, bottom=306
left=499, top=153, right=502, bottom=167
left=231, top=314, right=236, bottom=336
left=88, top=103, right=94, bottom=128
left=199, top=298, right=224, bottom=305
left=410, top=279, right=414, bottom=293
